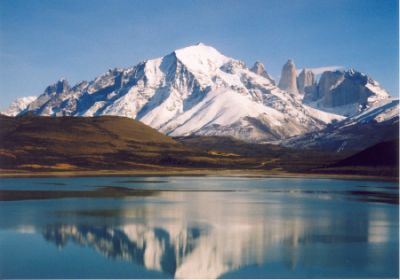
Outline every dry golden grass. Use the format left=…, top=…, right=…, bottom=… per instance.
left=208, top=150, right=240, bottom=157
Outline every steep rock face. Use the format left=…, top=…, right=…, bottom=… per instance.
left=26, top=79, right=72, bottom=116
left=317, top=71, right=344, bottom=102
left=303, top=69, right=390, bottom=116
left=297, top=69, right=315, bottom=94
left=2, top=96, right=37, bottom=116
left=278, top=59, right=298, bottom=94
left=250, top=61, right=275, bottom=85
left=303, top=85, right=318, bottom=102
left=303, top=71, right=344, bottom=103
left=15, top=44, right=341, bottom=143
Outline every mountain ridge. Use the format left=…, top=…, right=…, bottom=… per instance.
left=2, top=43, right=397, bottom=147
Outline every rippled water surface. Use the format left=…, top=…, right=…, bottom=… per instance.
left=0, top=176, right=398, bottom=278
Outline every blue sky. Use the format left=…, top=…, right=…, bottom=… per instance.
left=0, top=0, right=398, bottom=110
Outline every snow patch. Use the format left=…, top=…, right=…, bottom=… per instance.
left=2, top=96, right=37, bottom=116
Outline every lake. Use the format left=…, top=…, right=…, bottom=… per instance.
left=0, top=176, right=398, bottom=278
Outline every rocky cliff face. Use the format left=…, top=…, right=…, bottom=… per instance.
left=297, top=68, right=315, bottom=94
left=303, top=69, right=390, bottom=116
left=303, top=71, right=344, bottom=103
left=278, top=59, right=298, bottom=94
left=250, top=61, right=275, bottom=85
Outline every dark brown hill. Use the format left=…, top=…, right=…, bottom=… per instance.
left=332, top=139, right=399, bottom=167
left=313, top=139, right=399, bottom=177
left=0, top=115, right=190, bottom=170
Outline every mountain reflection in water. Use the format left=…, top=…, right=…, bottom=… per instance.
left=42, top=219, right=309, bottom=279
left=36, top=189, right=396, bottom=278
left=1, top=177, right=398, bottom=279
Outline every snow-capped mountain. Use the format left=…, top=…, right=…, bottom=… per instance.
left=4, top=43, right=395, bottom=143
left=2, top=96, right=37, bottom=116
left=7, top=43, right=343, bottom=142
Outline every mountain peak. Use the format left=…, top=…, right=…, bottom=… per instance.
left=252, top=61, right=265, bottom=70
left=347, top=68, right=356, bottom=75
left=250, top=61, right=275, bottom=84
left=2, top=96, right=37, bottom=116
left=174, top=43, right=222, bottom=56
left=173, top=43, right=230, bottom=74
left=278, top=59, right=299, bottom=94
left=297, top=68, right=315, bottom=94
left=44, top=79, right=70, bottom=95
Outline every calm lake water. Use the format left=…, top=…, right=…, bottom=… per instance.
left=0, top=176, right=398, bottom=279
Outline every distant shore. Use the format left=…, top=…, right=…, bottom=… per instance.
left=0, top=168, right=398, bottom=182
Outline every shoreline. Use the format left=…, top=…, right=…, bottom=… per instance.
left=0, top=168, right=398, bottom=182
